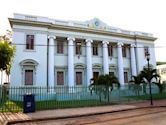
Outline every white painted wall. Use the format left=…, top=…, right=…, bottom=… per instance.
left=135, top=41, right=156, bottom=74
left=157, top=64, right=166, bottom=83
left=10, top=17, right=156, bottom=87
left=11, top=30, right=48, bottom=87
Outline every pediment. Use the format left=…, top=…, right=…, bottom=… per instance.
left=86, top=18, right=110, bottom=30
left=75, top=63, right=85, bottom=68
left=93, top=63, right=102, bottom=68
left=20, top=59, right=38, bottom=66
left=109, top=64, right=116, bottom=68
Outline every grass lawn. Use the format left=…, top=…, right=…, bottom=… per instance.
left=36, top=100, right=111, bottom=110
left=128, top=92, right=166, bottom=100
left=0, top=100, right=23, bottom=112
left=1, top=92, right=166, bottom=112
left=0, top=99, right=111, bottom=112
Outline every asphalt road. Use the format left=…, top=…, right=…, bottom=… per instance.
left=14, top=107, right=166, bottom=125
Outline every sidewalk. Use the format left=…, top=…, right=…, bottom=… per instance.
left=1, top=99, right=166, bottom=125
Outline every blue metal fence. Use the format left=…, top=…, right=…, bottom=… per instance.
left=0, top=84, right=165, bottom=112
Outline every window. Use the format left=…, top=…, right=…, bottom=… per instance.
left=57, top=41, right=64, bottom=54
left=26, top=35, right=34, bottom=50
left=25, top=70, right=33, bottom=85
left=161, top=68, right=166, bottom=75
left=93, top=72, right=99, bottom=80
left=109, top=72, right=114, bottom=76
left=122, top=46, right=126, bottom=57
left=124, top=72, right=128, bottom=83
left=20, top=59, right=38, bottom=86
left=108, top=45, right=113, bottom=56
left=76, top=42, right=82, bottom=55
left=76, top=72, right=82, bottom=85
left=57, top=71, right=64, bottom=85
left=144, top=46, right=149, bottom=57
left=93, top=43, right=98, bottom=55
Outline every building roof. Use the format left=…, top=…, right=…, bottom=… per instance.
left=9, top=13, right=157, bottom=41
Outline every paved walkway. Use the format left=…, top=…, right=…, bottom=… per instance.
left=1, top=99, right=166, bottom=125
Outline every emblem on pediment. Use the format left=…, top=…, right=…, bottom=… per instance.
left=86, top=18, right=108, bottom=30
left=94, top=19, right=100, bottom=27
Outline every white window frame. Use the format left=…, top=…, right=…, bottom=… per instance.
left=57, top=41, right=64, bottom=54
left=75, top=42, right=82, bottom=55
left=92, top=43, right=98, bottom=56
left=23, top=67, right=36, bottom=86
left=123, top=69, right=130, bottom=84
left=56, top=70, right=65, bottom=86
left=74, top=64, right=85, bottom=86
left=55, top=67, right=67, bottom=86
left=20, top=59, right=38, bottom=86
left=75, top=71, right=84, bottom=86
left=24, top=34, right=36, bottom=52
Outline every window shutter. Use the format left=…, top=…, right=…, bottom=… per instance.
left=76, top=72, right=82, bottom=85
left=25, top=70, right=33, bottom=85
left=57, top=72, right=64, bottom=85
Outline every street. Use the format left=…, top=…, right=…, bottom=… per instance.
left=14, top=107, right=166, bottom=125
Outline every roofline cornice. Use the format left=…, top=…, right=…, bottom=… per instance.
left=9, top=18, right=157, bottom=41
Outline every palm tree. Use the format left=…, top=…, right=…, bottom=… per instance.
left=129, top=74, right=144, bottom=95
left=89, top=74, right=120, bottom=102
left=141, top=68, right=162, bottom=93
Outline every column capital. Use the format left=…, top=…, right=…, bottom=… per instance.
left=67, top=37, right=75, bottom=41
left=48, top=35, right=56, bottom=39
left=102, top=40, right=109, bottom=45
left=117, top=42, right=124, bottom=47
left=130, top=44, right=136, bottom=47
left=85, top=39, right=93, bottom=43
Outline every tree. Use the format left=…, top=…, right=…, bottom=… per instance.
left=129, top=74, right=145, bottom=95
left=5, top=63, right=11, bottom=83
left=0, top=35, right=15, bottom=85
left=141, top=68, right=162, bottom=93
left=130, top=67, right=163, bottom=95
left=89, top=74, right=120, bottom=102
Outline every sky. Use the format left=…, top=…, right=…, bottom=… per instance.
left=0, top=0, right=165, bottom=61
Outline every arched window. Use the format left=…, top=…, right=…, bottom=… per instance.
left=20, top=59, right=38, bottom=86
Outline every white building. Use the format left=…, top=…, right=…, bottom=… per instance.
left=157, top=64, right=166, bottom=83
left=9, top=13, right=157, bottom=88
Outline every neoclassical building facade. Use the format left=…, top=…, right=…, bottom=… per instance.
left=9, top=13, right=157, bottom=88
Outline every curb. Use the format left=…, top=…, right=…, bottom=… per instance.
left=5, top=105, right=166, bottom=125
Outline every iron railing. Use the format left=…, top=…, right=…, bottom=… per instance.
left=0, top=84, right=166, bottom=112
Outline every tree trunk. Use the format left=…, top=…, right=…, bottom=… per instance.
left=107, top=89, right=110, bottom=103
left=99, top=92, right=101, bottom=102
left=7, top=74, right=9, bottom=83
left=1, top=70, right=3, bottom=85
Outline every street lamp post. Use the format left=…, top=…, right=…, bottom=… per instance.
left=146, top=52, right=153, bottom=106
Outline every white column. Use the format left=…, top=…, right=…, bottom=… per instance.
left=67, top=37, right=75, bottom=87
left=117, top=42, right=124, bottom=86
left=48, top=35, right=56, bottom=88
left=102, top=41, right=109, bottom=75
left=130, top=44, right=137, bottom=76
left=86, top=39, right=93, bottom=86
